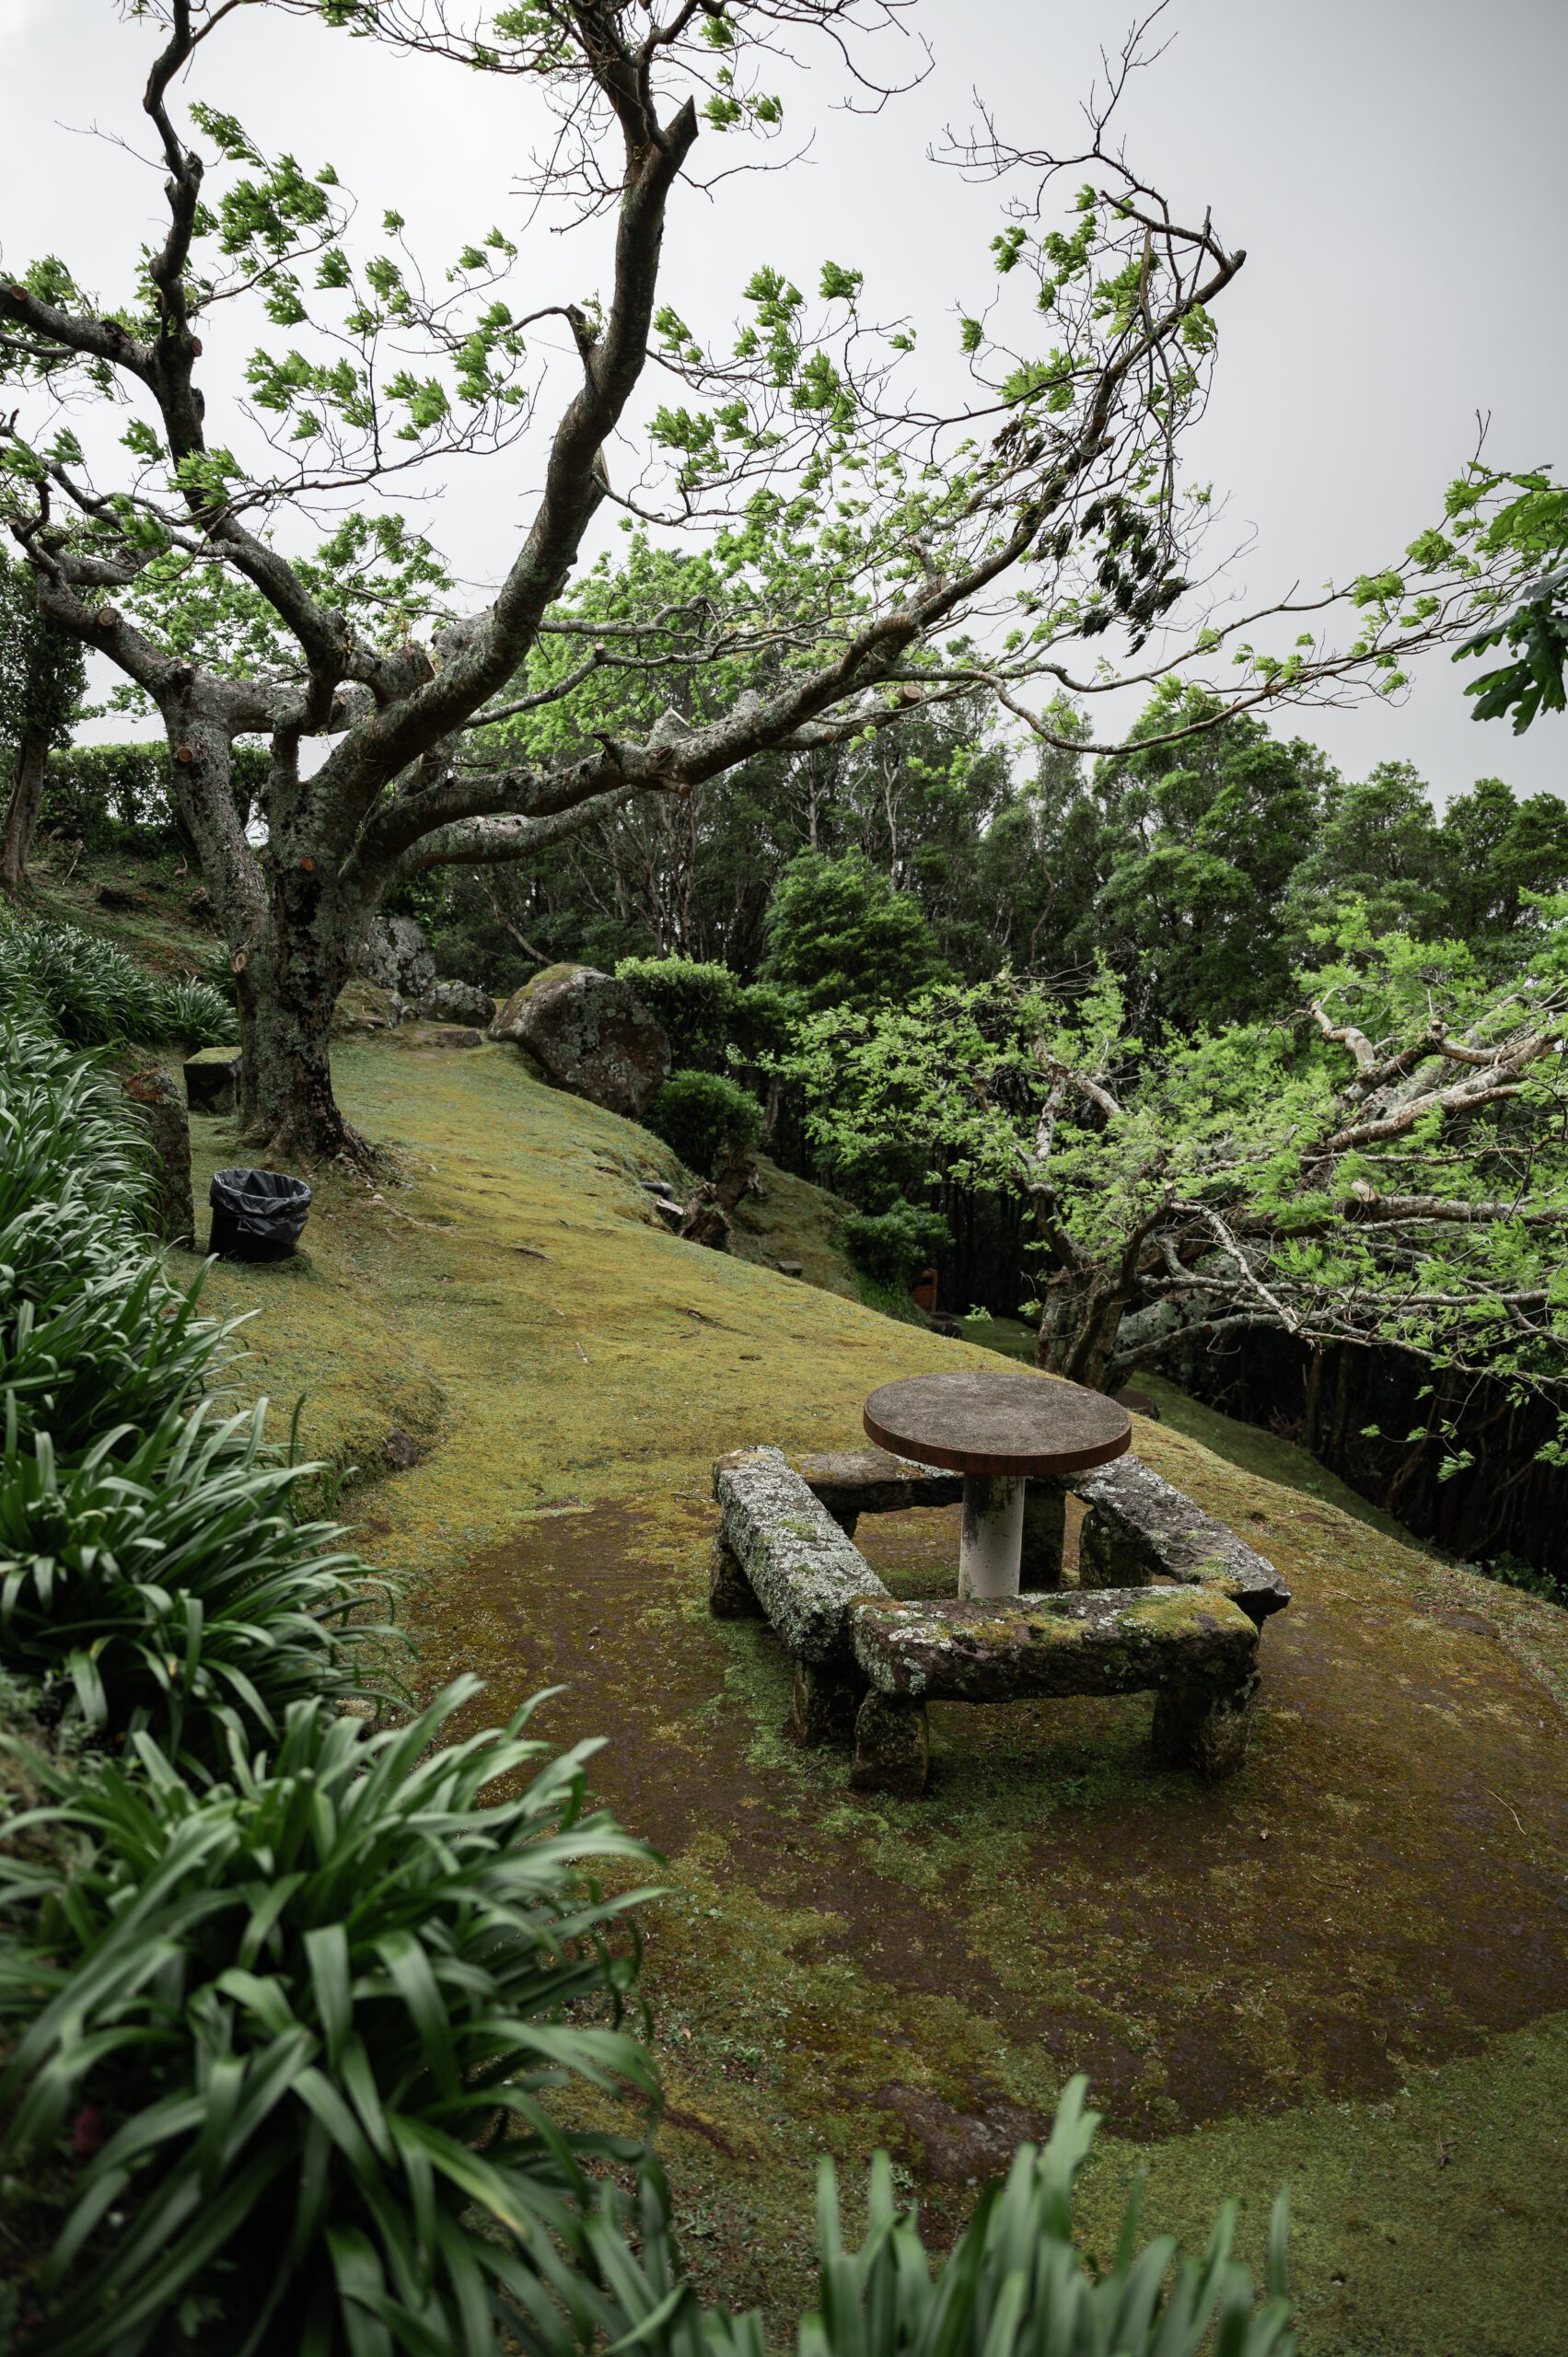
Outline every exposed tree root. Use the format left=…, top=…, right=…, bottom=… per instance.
left=235, top=1110, right=393, bottom=1179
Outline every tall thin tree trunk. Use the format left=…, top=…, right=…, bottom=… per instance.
left=0, top=726, right=49, bottom=899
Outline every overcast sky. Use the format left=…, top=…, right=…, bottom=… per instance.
left=6, top=0, right=1564, bottom=805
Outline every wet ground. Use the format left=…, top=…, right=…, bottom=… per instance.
left=424, top=1487, right=1568, bottom=2146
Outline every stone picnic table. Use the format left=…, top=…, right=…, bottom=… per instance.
left=862, top=1369, right=1132, bottom=1601
left=710, top=1366, right=1291, bottom=1798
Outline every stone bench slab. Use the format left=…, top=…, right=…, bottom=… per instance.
left=849, top=1584, right=1258, bottom=1704
left=713, top=1445, right=889, bottom=1666
left=1073, top=1457, right=1289, bottom=1624
left=791, top=1446, right=966, bottom=1517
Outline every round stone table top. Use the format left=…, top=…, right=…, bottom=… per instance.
left=863, top=1368, right=1132, bottom=1479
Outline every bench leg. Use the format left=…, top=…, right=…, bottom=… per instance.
left=850, top=1691, right=930, bottom=1797
left=787, top=1658, right=864, bottom=1746
left=1151, top=1674, right=1260, bottom=1779
left=1020, top=1480, right=1066, bottom=1590
left=1077, top=1504, right=1151, bottom=1590
left=709, top=1533, right=763, bottom=1619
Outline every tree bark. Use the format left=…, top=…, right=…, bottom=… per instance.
left=167, top=718, right=375, bottom=1167
left=0, top=726, right=49, bottom=900
left=230, top=863, right=376, bottom=1165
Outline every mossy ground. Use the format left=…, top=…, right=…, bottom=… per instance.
left=174, top=1034, right=1568, bottom=2354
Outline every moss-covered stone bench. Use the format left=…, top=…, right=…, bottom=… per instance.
left=710, top=1442, right=1288, bottom=1797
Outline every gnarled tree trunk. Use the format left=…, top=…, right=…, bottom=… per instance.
left=1035, top=1267, right=1128, bottom=1392
left=234, top=909, right=364, bottom=1165
left=0, top=726, right=48, bottom=900
left=169, top=714, right=374, bottom=1167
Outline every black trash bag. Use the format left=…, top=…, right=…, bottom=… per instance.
left=208, top=1167, right=312, bottom=1263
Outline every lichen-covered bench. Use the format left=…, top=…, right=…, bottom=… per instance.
left=710, top=1443, right=1288, bottom=1797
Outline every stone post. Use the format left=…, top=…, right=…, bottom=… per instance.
left=1019, top=1480, right=1066, bottom=1590
left=1151, top=1674, right=1260, bottom=1779
left=958, top=1472, right=1026, bottom=1598
left=124, top=1067, right=194, bottom=1247
left=184, top=1052, right=241, bottom=1116
left=850, top=1690, right=930, bottom=1797
left=787, top=1658, right=865, bottom=1746
left=1077, top=1504, right=1151, bottom=1589
left=708, top=1534, right=763, bottom=1619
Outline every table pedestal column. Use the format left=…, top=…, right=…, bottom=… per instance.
left=958, top=1471, right=1026, bottom=1599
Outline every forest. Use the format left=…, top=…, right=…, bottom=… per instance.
left=2, top=5, right=1567, bottom=2355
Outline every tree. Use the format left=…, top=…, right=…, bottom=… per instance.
left=784, top=925, right=1568, bottom=1443
left=1439, top=775, right=1568, bottom=941
left=0, top=554, right=87, bottom=897
left=1446, top=465, right=1568, bottom=731
left=1281, top=760, right=1444, bottom=949
left=0, top=4, right=1502, bottom=1161
left=1065, top=687, right=1330, bottom=1028
left=761, top=847, right=948, bottom=1012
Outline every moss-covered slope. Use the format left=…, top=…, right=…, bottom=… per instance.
left=179, top=1034, right=1568, bottom=2357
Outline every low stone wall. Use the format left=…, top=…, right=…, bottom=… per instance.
left=710, top=1441, right=1286, bottom=1797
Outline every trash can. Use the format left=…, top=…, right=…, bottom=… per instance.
left=208, top=1167, right=312, bottom=1263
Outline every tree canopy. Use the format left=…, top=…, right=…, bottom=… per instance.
left=0, top=0, right=1519, bottom=1155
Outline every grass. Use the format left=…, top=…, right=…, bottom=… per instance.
left=168, top=1027, right=1568, bottom=2357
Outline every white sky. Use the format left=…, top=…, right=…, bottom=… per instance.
left=5, top=0, right=1565, bottom=805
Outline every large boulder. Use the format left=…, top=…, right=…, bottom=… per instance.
left=488, top=962, right=669, bottom=1120
left=355, top=914, right=436, bottom=1000
left=413, top=978, right=495, bottom=1027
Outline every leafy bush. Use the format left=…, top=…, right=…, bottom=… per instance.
left=0, top=1408, right=396, bottom=1769
left=0, top=1024, right=152, bottom=1236
left=159, top=970, right=239, bottom=1042
left=0, top=1683, right=659, bottom=2354
left=39, top=741, right=269, bottom=849
left=0, top=1250, right=224, bottom=1461
left=0, top=918, right=238, bottom=1050
left=616, top=958, right=795, bottom=1074
left=0, top=1020, right=225, bottom=1457
left=761, top=850, right=950, bottom=1015
left=539, top=2076, right=1295, bottom=2357
left=616, top=957, right=743, bottom=1071
left=646, top=1069, right=763, bottom=1175
left=837, top=1200, right=949, bottom=1289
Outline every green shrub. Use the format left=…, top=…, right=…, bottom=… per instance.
left=0, top=919, right=238, bottom=1051
left=0, top=1025, right=153, bottom=1237
left=543, top=2075, right=1295, bottom=2357
left=616, top=958, right=794, bottom=1075
left=0, top=1683, right=658, bottom=2353
left=646, top=1069, right=763, bottom=1174
left=39, top=741, right=269, bottom=849
left=0, top=1021, right=226, bottom=1457
left=837, top=1200, right=949, bottom=1289
left=761, top=850, right=949, bottom=1015
left=616, top=957, right=743, bottom=1071
left=0, top=1407, right=397, bottom=1768
left=0, top=1250, right=225, bottom=1461
left=729, top=977, right=795, bottom=1063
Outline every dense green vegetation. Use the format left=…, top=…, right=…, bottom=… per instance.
left=0, top=914, right=236, bottom=1051
left=435, top=682, right=1568, bottom=1013
left=415, top=674, right=1568, bottom=1513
